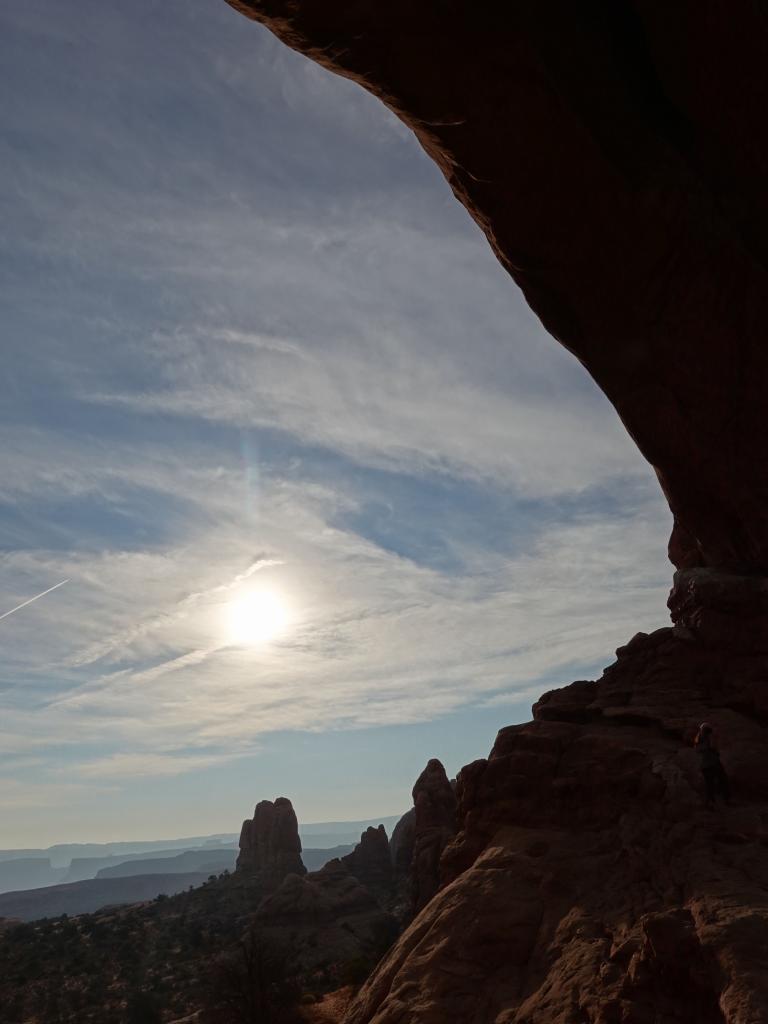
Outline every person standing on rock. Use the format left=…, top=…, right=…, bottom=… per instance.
left=694, top=723, right=730, bottom=809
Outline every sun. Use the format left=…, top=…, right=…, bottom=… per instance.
left=224, top=588, right=292, bottom=647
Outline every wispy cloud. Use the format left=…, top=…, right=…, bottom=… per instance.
left=0, top=0, right=673, bottom=843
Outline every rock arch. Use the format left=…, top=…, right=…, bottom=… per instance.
left=212, top=6, right=768, bottom=1021
left=224, top=0, right=768, bottom=577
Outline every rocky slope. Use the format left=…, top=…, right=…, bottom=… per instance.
left=0, top=795, right=401, bottom=1022
left=345, top=604, right=768, bottom=1023
left=256, top=857, right=398, bottom=974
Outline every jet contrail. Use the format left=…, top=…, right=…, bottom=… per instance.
left=0, top=579, right=70, bottom=623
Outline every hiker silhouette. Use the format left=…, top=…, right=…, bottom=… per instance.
left=694, top=723, right=731, bottom=809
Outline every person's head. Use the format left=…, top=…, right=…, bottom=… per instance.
left=695, top=722, right=713, bottom=745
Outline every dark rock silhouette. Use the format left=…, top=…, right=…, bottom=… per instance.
left=411, top=759, right=456, bottom=914
left=236, top=797, right=306, bottom=888
left=388, top=808, right=415, bottom=880
left=346, top=625, right=768, bottom=1023
left=341, top=825, right=392, bottom=901
left=226, top=1, right=768, bottom=577
left=301, top=843, right=355, bottom=871
left=255, top=858, right=399, bottom=972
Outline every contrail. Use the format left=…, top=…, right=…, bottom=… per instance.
left=0, top=579, right=70, bottom=623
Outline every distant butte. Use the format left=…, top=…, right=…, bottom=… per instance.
left=219, top=4, right=768, bottom=1022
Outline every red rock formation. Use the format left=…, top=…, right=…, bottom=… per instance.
left=255, top=858, right=398, bottom=973
left=345, top=624, right=768, bottom=1023
left=388, top=807, right=416, bottom=917
left=389, top=808, right=415, bottom=881
left=225, top=0, right=768, bottom=575
left=236, top=796, right=306, bottom=888
left=410, top=759, right=457, bottom=915
left=341, top=825, right=392, bottom=901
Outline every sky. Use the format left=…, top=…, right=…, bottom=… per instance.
left=0, top=0, right=673, bottom=848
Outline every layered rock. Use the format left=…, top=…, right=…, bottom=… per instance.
left=235, top=797, right=306, bottom=889
left=341, top=825, right=392, bottom=902
left=345, top=624, right=768, bottom=1023
left=411, top=759, right=457, bottom=914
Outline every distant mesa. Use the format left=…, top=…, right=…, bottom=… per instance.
left=0, top=873, right=209, bottom=923
left=301, top=843, right=354, bottom=870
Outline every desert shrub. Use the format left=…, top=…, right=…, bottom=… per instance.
left=339, top=955, right=374, bottom=988
left=124, top=988, right=163, bottom=1024
left=204, top=924, right=300, bottom=1024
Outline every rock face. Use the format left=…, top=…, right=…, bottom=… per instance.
left=255, top=858, right=399, bottom=973
left=410, top=759, right=457, bottom=914
left=389, top=808, right=416, bottom=880
left=341, top=825, right=392, bottom=901
left=235, top=797, right=306, bottom=888
left=345, top=622, right=768, bottom=1023
left=226, top=0, right=768, bottom=575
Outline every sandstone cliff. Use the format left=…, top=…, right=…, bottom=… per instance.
left=344, top=614, right=768, bottom=1023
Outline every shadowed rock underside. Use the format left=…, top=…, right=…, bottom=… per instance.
left=224, top=0, right=768, bottom=576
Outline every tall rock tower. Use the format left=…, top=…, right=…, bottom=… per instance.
left=236, top=796, right=306, bottom=889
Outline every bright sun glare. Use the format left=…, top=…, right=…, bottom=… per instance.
left=224, top=588, right=292, bottom=647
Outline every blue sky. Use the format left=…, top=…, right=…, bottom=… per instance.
left=0, top=0, right=672, bottom=847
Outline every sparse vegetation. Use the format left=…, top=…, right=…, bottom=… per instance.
left=0, top=866, right=390, bottom=1022
left=203, top=924, right=301, bottom=1023
left=0, top=873, right=299, bottom=1023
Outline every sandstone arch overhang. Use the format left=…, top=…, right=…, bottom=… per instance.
left=222, top=0, right=768, bottom=575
